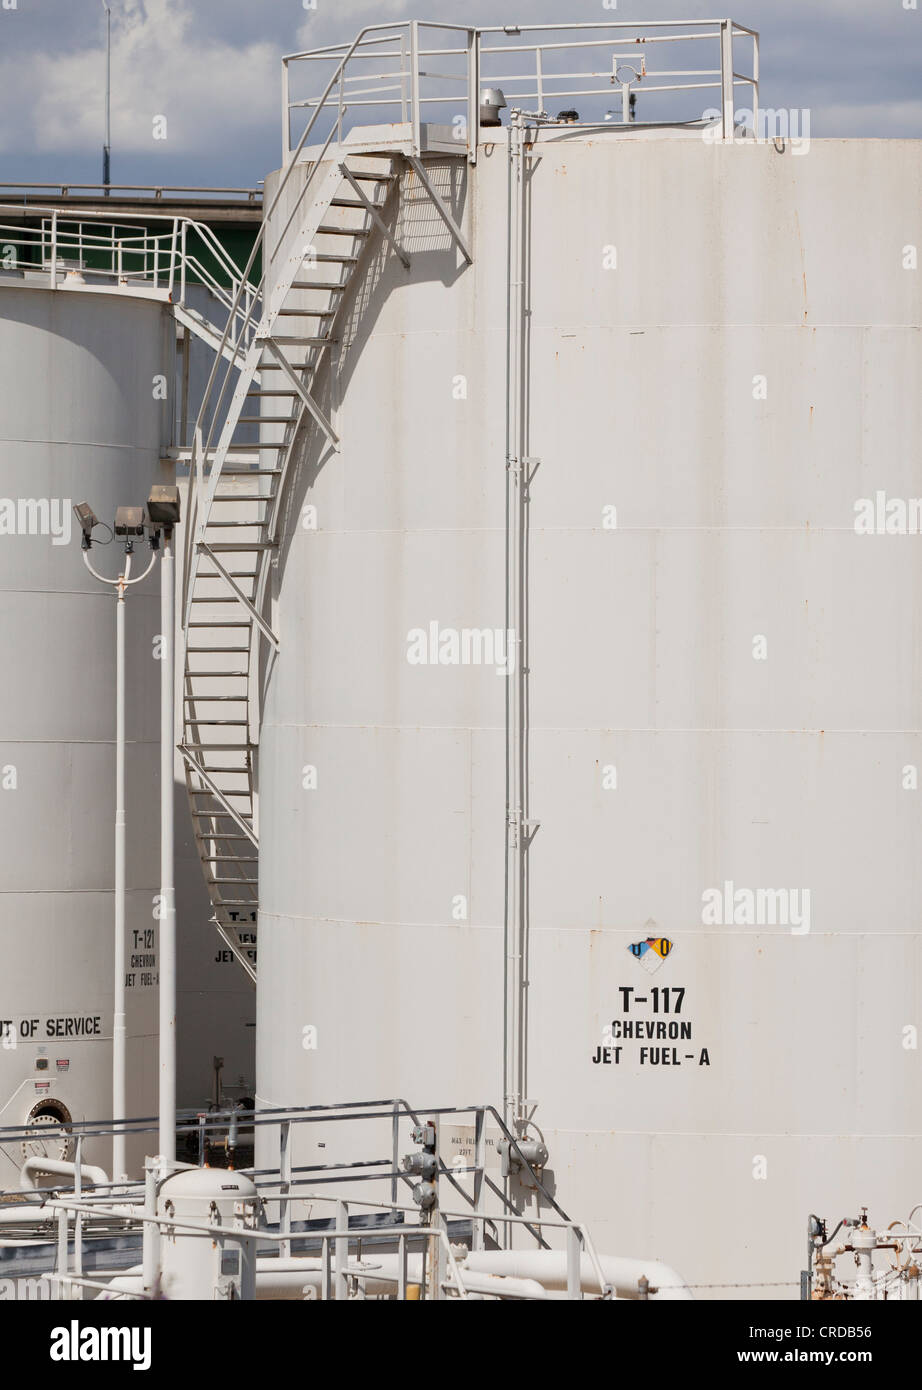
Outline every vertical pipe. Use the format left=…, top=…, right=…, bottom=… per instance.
left=158, top=534, right=176, bottom=1162
left=113, top=573, right=127, bottom=1183
left=49, top=211, right=57, bottom=289
left=504, top=110, right=530, bottom=1142
left=103, top=3, right=111, bottom=191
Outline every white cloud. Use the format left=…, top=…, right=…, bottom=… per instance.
left=0, top=0, right=279, bottom=156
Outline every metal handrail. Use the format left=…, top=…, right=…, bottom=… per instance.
left=282, top=18, right=759, bottom=160
left=0, top=1097, right=613, bottom=1300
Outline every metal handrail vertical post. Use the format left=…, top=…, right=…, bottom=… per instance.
left=410, top=21, right=421, bottom=156
left=57, top=1206, right=68, bottom=1300
left=49, top=211, right=57, bottom=288
left=472, top=1106, right=485, bottom=1251
left=720, top=19, right=734, bottom=140
left=180, top=221, right=187, bottom=306
left=334, top=1199, right=348, bottom=1299
left=751, top=29, right=760, bottom=135
left=567, top=1225, right=583, bottom=1300
left=142, top=1157, right=157, bottom=1293
left=279, top=1119, right=291, bottom=1257
left=168, top=218, right=178, bottom=299
left=400, top=30, right=408, bottom=123
left=398, top=1233, right=407, bottom=1299
left=321, top=1234, right=331, bottom=1300
left=281, top=58, right=291, bottom=165
left=536, top=47, right=544, bottom=113
left=391, top=1102, right=399, bottom=1204
left=468, top=28, right=480, bottom=164
left=73, top=1136, right=83, bottom=1277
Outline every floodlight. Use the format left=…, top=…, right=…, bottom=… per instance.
left=114, top=506, right=146, bottom=537
left=147, top=484, right=181, bottom=529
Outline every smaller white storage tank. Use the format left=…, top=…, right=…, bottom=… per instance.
left=157, top=1168, right=259, bottom=1299
left=0, top=282, right=168, bottom=1183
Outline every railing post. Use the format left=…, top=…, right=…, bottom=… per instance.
left=400, top=31, right=408, bottom=123
left=720, top=19, right=735, bottom=141
left=536, top=47, right=544, bottom=114
left=142, top=1156, right=158, bottom=1295
left=334, top=1200, right=348, bottom=1300
left=398, top=1233, right=407, bottom=1300
left=279, top=1119, right=291, bottom=1258
left=567, top=1225, right=583, bottom=1300
left=752, top=29, right=760, bottom=137
left=282, top=57, right=291, bottom=165
left=467, top=28, right=480, bottom=165
left=180, top=222, right=187, bottom=306
left=391, top=1102, right=399, bottom=1204
left=56, top=1206, right=68, bottom=1300
left=168, top=218, right=178, bottom=299
left=472, top=1106, right=485, bottom=1251
left=321, top=1234, right=331, bottom=1301
left=49, top=211, right=57, bottom=289
left=73, top=1136, right=83, bottom=1278
left=410, top=20, right=421, bottom=157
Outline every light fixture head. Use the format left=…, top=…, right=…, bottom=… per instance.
left=73, top=501, right=98, bottom=537
left=147, top=484, right=181, bottom=529
left=114, top=506, right=146, bottom=537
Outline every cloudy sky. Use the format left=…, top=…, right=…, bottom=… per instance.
left=0, top=0, right=919, bottom=190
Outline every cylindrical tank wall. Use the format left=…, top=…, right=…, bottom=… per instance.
left=256, top=135, right=922, bottom=1295
left=0, top=286, right=165, bottom=1181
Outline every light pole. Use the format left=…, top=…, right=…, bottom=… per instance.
left=147, top=486, right=181, bottom=1164
left=74, top=502, right=155, bottom=1182
left=101, top=1, right=111, bottom=192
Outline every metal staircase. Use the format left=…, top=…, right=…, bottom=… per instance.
left=181, top=149, right=407, bottom=982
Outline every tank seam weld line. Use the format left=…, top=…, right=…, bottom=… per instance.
left=0, top=439, right=161, bottom=450
left=271, top=526, right=906, bottom=535
left=256, top=912, right=916, bottom=937
left=260, top=723, right=922, bottom=734
left=523, top=1128, right=922, bottom=1140
left=329, top=323, right=921, bottom=335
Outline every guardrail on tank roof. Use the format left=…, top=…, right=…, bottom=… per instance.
left=282, top=17, right=759, bottom=162
left=0, top=204, right=261, bottom=334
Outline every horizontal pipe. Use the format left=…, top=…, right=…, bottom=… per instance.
left=20, top=1158, right=109, bottom=1191
left=464, top=1250, right=693, bottom=1300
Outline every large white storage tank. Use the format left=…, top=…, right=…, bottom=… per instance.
left=0, top=284, right=165, bottom=1182
left=255, top=114, right=922, bottom=1292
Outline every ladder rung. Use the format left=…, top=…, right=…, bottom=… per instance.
left=186, top=646, right=250, bottom=653
left=289, top=281, right=345, bottom=291
left=316, top=226, right=370, bottom=237
left=276, top=308, right=335, bottom=318
left=238, top=416, right=293, bottom=424
left=245, top=389, right=299, bottom=397
left=222, top=468, right=282, bottom=476
left=224, top=442, right=284, bottom=451
left=204, top=543, right=276, bottom=552
left=266, top=336, right=333, bottom=346
left=186, top=671, right=249, bottom=678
